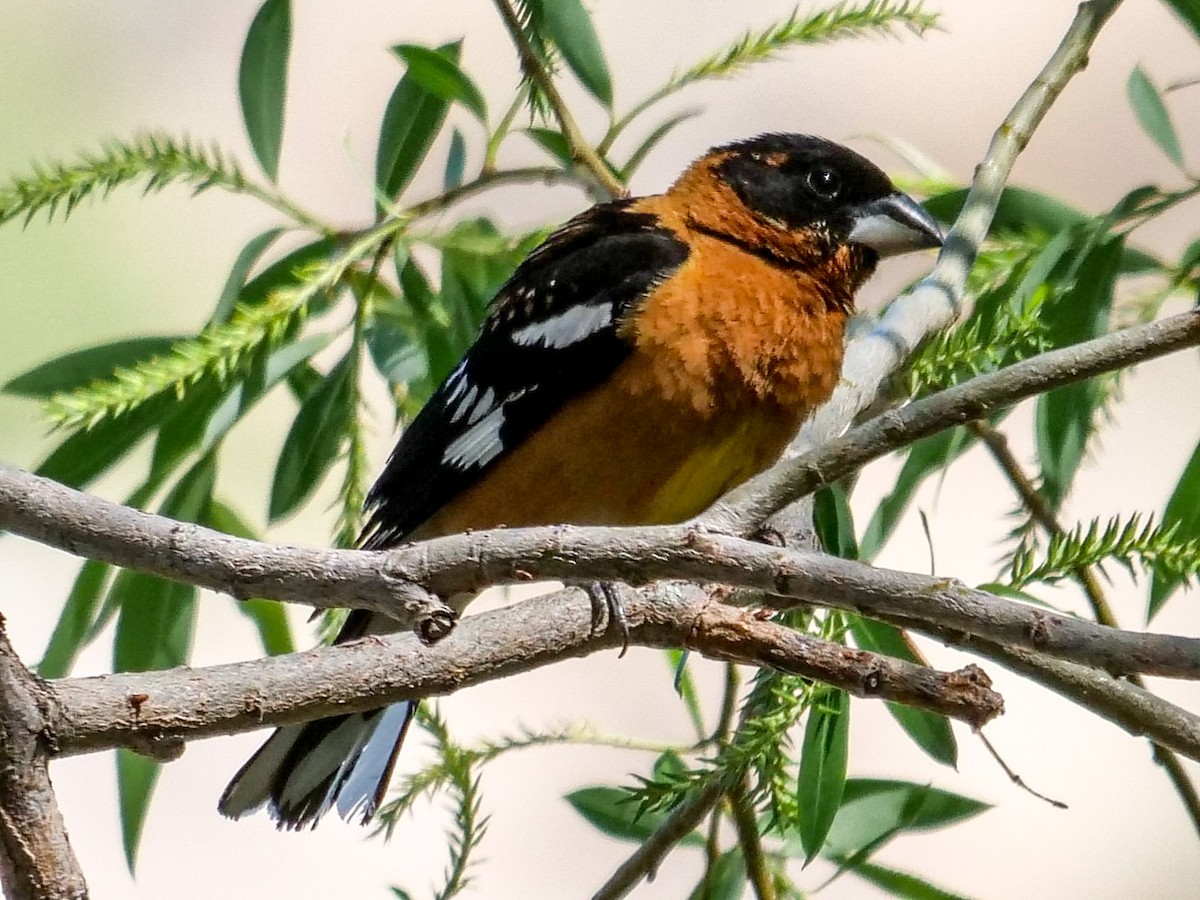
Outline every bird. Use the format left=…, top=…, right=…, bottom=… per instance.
left=218, top=132, right=943, bottom=829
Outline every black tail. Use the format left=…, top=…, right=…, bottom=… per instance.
left=218, top=699, right=416, bottom=829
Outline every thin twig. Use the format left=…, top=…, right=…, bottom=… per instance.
left=730, top=778, right=776, bottom=900
left=970, top=419, right=1200, bottom=839
left=404, top=166, right=587, bottom=220
left=592, top=780, right=726, bottom=900
left=491, top=0, right=627, bottom=199
left=45, top=585, right=1003, bottom=758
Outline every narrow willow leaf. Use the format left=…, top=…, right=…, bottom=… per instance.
left=620, top=110, right=700, bottom=179
left=566, top=786, right=706, bottom=846
left=814, top=483, right=859, bottom=559
left=1163, top=0, right=1200, bottom=42
left=860, top=426, right=976, bottom=561
left=535, top=0, right=613, bottom=107
left=797, top=688, right=850, bottom=863
left=268, top=353, right=353, bottom=520
left=207, top=498, right=295, bottom=654
left=1151, top=438, right=1200, bottom=619
left=36, top=395, right=174, bottom=489
left=842, top=859, right=973, bottom=900
left=237, top=237, right=338, bottom=307
left=444, top=127, right=466, bottom=190
left=686, top=849, right=747, bottom=900
left=825, top=779, right=989, bottom=854
left=665, top=649, right=706, bottom=738
left=366, top=316, right=430, bottom=386
left=923, top=188, right=1162, bottom=275
left=238, top=0, right=291, bottom=180
left=111, top=458, right=211, bottom=871
left=392, top=44, right=487, bottom=121
left=1035, top=236, right=1123, bottom=511
left=36, top=559, right=112, bottom=679
left=847, top=617, right=957, bottom=767
left=2, top=337, right=184, bottom=398
left=377, top=42, right=460, bottom=203
left=1128, top=65, right=1186, bottom=167
left=523, top=127, right=573, bottom=166
left=212, top=227, right=285, bottom=322
left=117, top=749, right=160, bottom=871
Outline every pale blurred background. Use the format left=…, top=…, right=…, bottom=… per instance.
left=1, top=1, right=1199, bottom=897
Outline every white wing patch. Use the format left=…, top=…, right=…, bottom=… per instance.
left=511, top=303, right=613, bottom=349
left=443, top=404, right=507, bottom=469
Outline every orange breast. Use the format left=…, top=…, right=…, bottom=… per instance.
left=415, top=224, right=849, bottom=539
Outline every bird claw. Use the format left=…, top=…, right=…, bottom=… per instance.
left=588, top=581, right=630, bottom=658
left=415, top=607, right=458, bottom=645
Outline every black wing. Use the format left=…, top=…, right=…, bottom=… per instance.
left=360, top=200, right=689, bottom=549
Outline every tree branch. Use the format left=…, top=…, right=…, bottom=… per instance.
left=797, top=0, right=1124, bottom=448
left=491, top=0, right=627, bottom=199
left=970, top=419, right=1200, bottom=838
left=0, top=617, right=87, bottom=900
left=45, top=584, right=1001, bottom=759
left=703, top=308, right=1200, bottom=532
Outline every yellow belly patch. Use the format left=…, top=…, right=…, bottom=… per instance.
left=641, top=414, right=786, bottom=523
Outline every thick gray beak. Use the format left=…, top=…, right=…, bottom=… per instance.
left=847, top=192, right=943, bottom=257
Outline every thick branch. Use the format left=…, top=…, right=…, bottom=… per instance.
left=0, top=618, right=87, bottom=900
left=705, top=308, right=1200, bottom=531
left=5, top=457, right=1200, bottom=681
left=46, top=584, right=1001, bottom=758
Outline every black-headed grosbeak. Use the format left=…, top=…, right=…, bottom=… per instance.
left=218, top=133, right=942, bottom=829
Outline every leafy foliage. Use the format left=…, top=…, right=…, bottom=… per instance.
left=4, top=1, right=1200, bottom=897
left=1008, top=515, right=1200, bottom=593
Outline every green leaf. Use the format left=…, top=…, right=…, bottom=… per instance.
left=814, top=484, right=858, bottom=559
left=1035, top=236, right=1123, bottom=511
left=376, top=41, right=460, bottom=204
left=238, top=0, right=291, bottom=180
left=268, top=353, right=353, bottom=520
left=825, top=780, right=989, bottom=855
left=392, top=43, right=487, bottom=121
left=366, top=316, right=430, bottom=386
left=37, top=559, right=112, bottom=678
left=535, top=0, right=613, bottom=107
left=3, top=337, right=184, bottom=399
left=238, top=237, right=339, bottom=308
left=1128, top=65, right=1185, bottom=167
left=842, top=859, right=973, bottom=900
left=110, top=458, right=211, bottom=871
left=797, top=687, right=850, bottom=863
left=922, top=188, right=1161, bottom=275
left=665, top=649, right=706, bottom=738
left=1151, top=437, right=1200, bottom=619
left=847, top=617, right=957, bottom=767
left=523, top=127, right=573, bottom=166
left=212, top=227, right=285, bottom=323
left=117, top=749, right=161, bottom=872
left=206, top=499, right=295, bottom=655
left=1163, top=0, right=1200, bottom=43
left=444, top=127, right=467, bottom=190
left=566, top=786, right=705, bottom=846
left=686, top=849, right=747, bottom=900
left=860, top=427, right=977, bottom=561
left=36, top=396, right=175, bottom=489
left=620, top=110, right=700, bottom=179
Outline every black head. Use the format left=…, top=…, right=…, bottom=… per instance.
left=712, top=133, right=942, bottom=256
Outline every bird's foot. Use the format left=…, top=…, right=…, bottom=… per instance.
left=587, top=581, right=630, bottom=658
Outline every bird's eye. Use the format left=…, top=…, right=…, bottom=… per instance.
left=806, top=166, right=841, bottom=200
